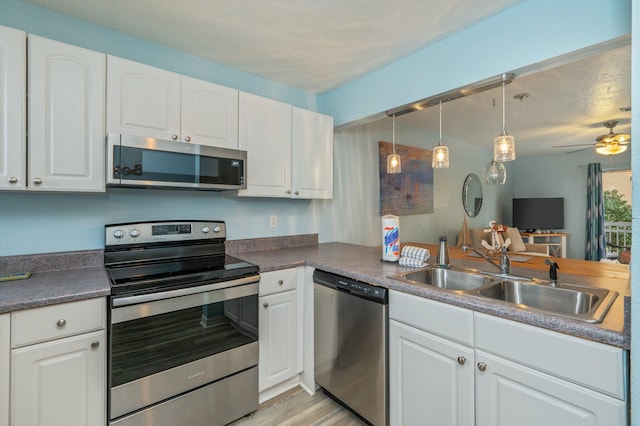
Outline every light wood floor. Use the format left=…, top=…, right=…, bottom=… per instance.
left=229, top=387, right=367, bottom=426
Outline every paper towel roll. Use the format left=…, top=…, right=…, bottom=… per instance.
left=382, top=215, right=400, bottom=262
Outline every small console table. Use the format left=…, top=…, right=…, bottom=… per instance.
left=520, top=232, right=568, bottom=258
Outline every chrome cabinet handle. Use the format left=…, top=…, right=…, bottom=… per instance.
left=56, top=319, right=66, bottom=328
left=185, top=136, right=191, bottom=142
left=286, top=190, right=292, bottom=194
left=263, top=302, right=269, bottom=308
left=91, top=341, right=100, bottom=349
left=294, top=191, right=299, bottom=195
left=278, top=280, right=284, bottom=286
left=8, top=177, right=17, bottom=184
left=172, top=134, right=178, bottom=140
left=33, top=178, right=43, bottom=185
left=457, top=356, right=466, bottom=365
left=477, top=362, right=487, bottom=371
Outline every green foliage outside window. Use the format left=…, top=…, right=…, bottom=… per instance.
left=604, top=189, right=632, bottom=248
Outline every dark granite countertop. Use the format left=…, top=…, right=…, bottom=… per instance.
left=236, top=242, right=629, bottom=350
left=0, top=240, right=628, bottom=350
left=0, top=265, right=110, bottom=314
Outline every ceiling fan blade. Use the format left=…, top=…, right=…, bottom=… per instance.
left=564, top=146, right=595, bottom=154
left=552, top=143, right=595, bottom=148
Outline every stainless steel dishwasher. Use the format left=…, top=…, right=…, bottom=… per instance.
left=314, top=269, right=388, bottom=426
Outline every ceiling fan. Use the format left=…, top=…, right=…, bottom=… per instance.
left=553, top=120, right=631, bottom=155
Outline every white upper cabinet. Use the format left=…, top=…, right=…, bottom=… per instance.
left=181, top=76, right=238, bottom=149
left=239, top=92, right=292, bottom=197
left=107, top=56, right=239, bottom=148
left=0, top=26, right=26, bottom=190
left=239, top=92, right=334, bottom=199
left=292, top=107, right=333, bottom=199
left=107, top=56, right=181, bottom=141
left=28, top=36, right=106, bottom=192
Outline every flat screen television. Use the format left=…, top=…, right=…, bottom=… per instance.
left=512, top=197, right=564, bottom=231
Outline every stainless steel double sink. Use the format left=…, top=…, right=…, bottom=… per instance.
left=389, top=266, right=618, bottom=323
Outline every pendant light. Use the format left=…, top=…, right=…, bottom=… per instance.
left=432, top=101, right=450, bottom=168
left=493, top=73, right=516, bottom=162
left=484, top=99, right=507, bottom=184
left=387, top=115, right=401, bottom=174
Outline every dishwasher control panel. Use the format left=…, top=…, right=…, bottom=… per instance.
left=314, top=269, right=388, bottom=304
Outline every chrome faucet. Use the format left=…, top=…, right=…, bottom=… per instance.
left=462, top=245, right=511, bottom=275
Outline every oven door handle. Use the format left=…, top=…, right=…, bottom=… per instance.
left=111, top=275, right=259, bottom=323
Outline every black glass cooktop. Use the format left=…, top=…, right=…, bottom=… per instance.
left=107, top=254, right=259, bottom=297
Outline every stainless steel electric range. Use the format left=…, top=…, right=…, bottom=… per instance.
left=104, top=220, right=260, bottom=426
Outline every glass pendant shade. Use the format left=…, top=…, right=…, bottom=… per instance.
left=483, top=160, right=507, bottom=185
left=387, top=153, right=402, bottom=173
left=494, top=74, right=516, bottom=162
left=432, top=101, right=450, bottom=168
left=432, top=145, right=449, bottom=168
left=387, top=115, right=401, bottom=174
left=494, top=132, right=516, bottom=162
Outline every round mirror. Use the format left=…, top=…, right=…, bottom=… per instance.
left=462, top=173, right=483, bottom=217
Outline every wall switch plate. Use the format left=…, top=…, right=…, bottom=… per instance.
left=270, top=215, right=278, bottom=228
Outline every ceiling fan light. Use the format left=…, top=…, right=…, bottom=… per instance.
left=595, top=144, right=627, bottom=156
left=493, top=133, right=516, bottom=162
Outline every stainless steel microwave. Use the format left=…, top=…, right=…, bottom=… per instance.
left=107, top=134, right=246, bottom=190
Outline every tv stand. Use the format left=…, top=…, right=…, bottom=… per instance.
left=520, top=232, right=568, bottom=258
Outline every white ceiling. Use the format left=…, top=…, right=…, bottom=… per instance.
left=25, top=0, right=631, bottom=157
left=25, top=0, right=522, bottom=92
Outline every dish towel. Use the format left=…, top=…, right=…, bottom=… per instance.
left=398, top=245, right=430, bottom=267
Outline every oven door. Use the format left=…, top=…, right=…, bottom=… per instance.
left=109, top=277, right=259, bottom=421
left=107, top=133, right=246, bottom=190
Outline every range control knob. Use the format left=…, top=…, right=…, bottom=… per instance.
left=212, top=226, right=222, bottom=233
left=113, top=230, right=125, bottom=239
left=201, top=226, right=210, bottom=234
left=130, top=229, right=140, bottom=238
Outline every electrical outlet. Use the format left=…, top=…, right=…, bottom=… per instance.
left=270, top=215, right=278, bottom=228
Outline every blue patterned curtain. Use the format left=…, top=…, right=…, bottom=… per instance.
left=585, top=163, right=605, bottom=260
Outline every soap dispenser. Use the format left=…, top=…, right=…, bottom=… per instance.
left=436, top=236, right=450, bottom=268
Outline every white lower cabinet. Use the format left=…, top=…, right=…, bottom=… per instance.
left=9, top=298, right=106, bottom=426
left=390, top=320, right=474, bottom=426
left=0, top=314, right=9, bottom=426
left=475, top=350, right=626, bottom=426
left=11, top=331, right=106, bottom=426
left=389, top=290, right=628, bottom=426
left=258, top=268, right=303, bottom=399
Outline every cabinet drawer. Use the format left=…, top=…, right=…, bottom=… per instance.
left=11, top=298, right=106, bottom=348
left=475, top=312, right=627, bottom=399
left=259, top=268, right=298, bottom=296
left=389, top=290, right=474, bottom=346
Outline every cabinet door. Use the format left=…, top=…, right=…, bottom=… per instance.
left=291, top=107, right=333, bottom=199
left=107, top=55, right=181, bottom=140
left=476, top=350, right=626, bottom=426
left=0, top=314, right=9, bottom=426
left=11, top=330, right=106, bottom=426
left=0, top=26, right=26, bottom=190
left=238, top=92, right=292, bottom=197
left=28, top=36, right=105, bottom=192
left=258, top=289, right=298, bottom=391
left=181, top=76, right=238, bottom=148
left=389, top=320, right=474, bottom=426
